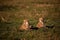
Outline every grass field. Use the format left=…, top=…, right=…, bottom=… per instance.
left=0, top=0, right=60, bottom=40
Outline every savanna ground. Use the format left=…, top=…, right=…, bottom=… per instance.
left=0, top=0, right=60, bottom=40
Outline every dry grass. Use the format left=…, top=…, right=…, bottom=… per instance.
left=0, top=0, right=60, bottom=40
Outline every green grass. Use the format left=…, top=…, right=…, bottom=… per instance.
left=0, top=0, right=60, bottom=40
left=0, top=22, right=60, bottom=40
